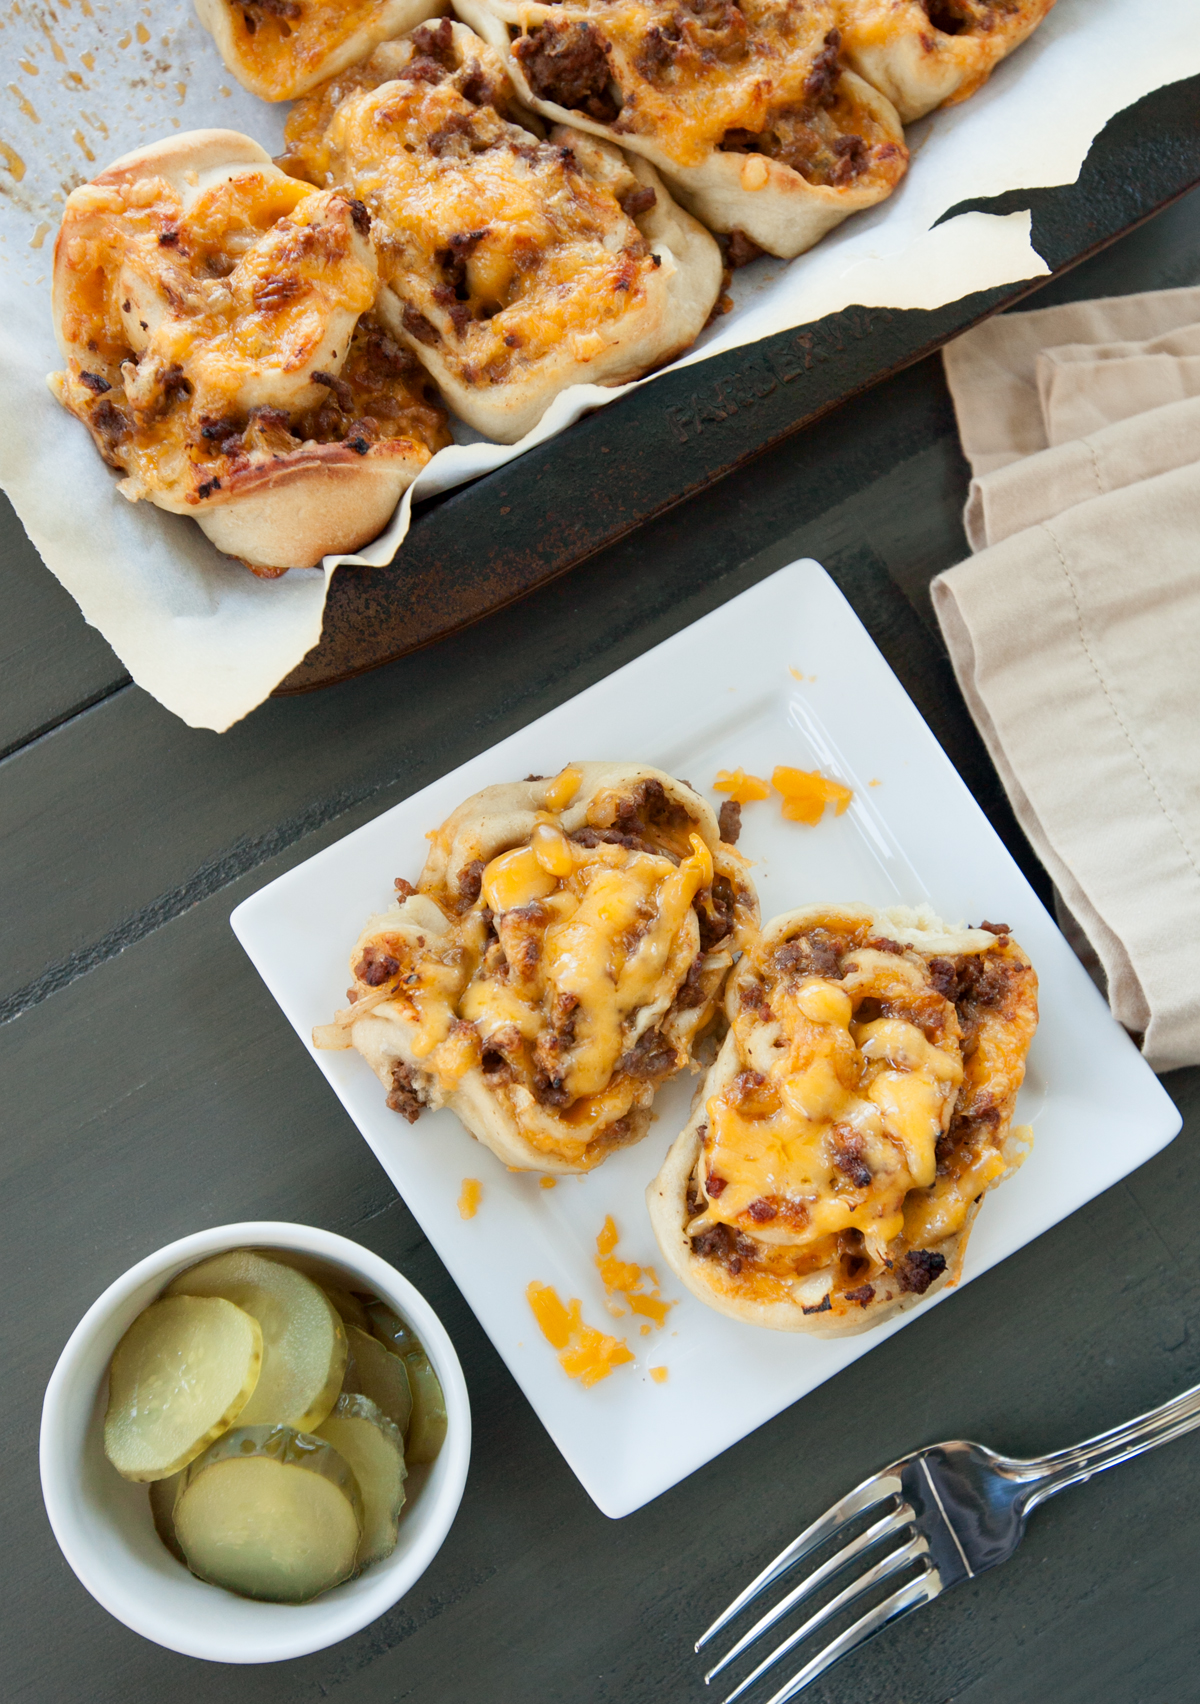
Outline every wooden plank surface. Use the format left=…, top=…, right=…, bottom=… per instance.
left=3, top=185, right=1200, bottom=1704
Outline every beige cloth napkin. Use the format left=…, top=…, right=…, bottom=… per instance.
left=1036, top=322, right=1200, bottom=447
left=942, top=284, right=1200, bottom=477
left=933, top=287, right=1200, bottom=1072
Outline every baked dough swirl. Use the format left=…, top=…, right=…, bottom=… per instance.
left=647, top=903, right=1037, bottom=1333
left=284, top=21, right=723, bottom=441
left=833, top=0, right=1058, bottom=124
left=451, top=0, right=908, bottom=258
left=193, top=0, right=444, bottom=100
left=315, top=763, right=759, bottom=1171
left=49, top=131, right=449, bottom=573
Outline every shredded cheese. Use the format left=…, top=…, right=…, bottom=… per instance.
left=526, top=1281, right=634, bottom=1387
left=714, top=768, right=771, bottom=804
left=594, top=1215, right=675, bottom=1327
left=772, top=766, right=854, bottom=824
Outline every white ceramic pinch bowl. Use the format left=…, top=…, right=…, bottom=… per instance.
left=40, top=1221, right=471, bottom=1663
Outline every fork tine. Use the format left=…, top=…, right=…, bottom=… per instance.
left=719, top=1532, right=929, bottom=1704
left=704, top=1500, right=912, bottom=1684
left=695, top=1472, right=903, bottom=1652
left=758, top=1566, right=941, bottom=1704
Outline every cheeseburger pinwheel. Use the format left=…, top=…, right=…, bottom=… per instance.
left=283, top=21, right=723, bottom=442
left=833, top=0, right=1058, bottom=124
left=648, top=903, right=1037, bottom=1333
left=194, top=0, right=443, bottom=101
left=49, top=131, right=449, bottom=573
left=451, top=0, right=907, bottom=258
left=315, top=764, right=759, bottom=1171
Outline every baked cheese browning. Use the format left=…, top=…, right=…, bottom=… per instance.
left=304, top=31, right=676, bottom=391
left=493, top=0, right=906, bottom=186
left=315, top=764, right=759, bottom=1171
left=211, top=0, right=389, bottom=100
left=671, top=905, right=1037, bottom=1325
left=905, top=920, right=1039, bottom=1245
left=195, top=0, right=445, bottom=101
left=833, top=0, right=1058, bottom=123
left=689, top=923, right=965, bottom=1303
left=282, top=28, right=525, bottom=188
left=50, top=158, right=449, bottom=562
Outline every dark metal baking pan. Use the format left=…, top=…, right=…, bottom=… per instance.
left=276, top=74, right=1200, bottom=694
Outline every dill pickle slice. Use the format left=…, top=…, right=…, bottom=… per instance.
left=262, top=1250, right=373, bottom=1333
left=149, top=1470, right=185, bottom=1563
left=174, top=1425, right=363, bottom=1603
left=364, top=1300, right=418, bottom=1357
left=166, top=1249, right=346, bottom=1431
left=403, top=1350, right=448, bottom=1465
left=104, top=1294, right=263, bottom=1482
left=364, top=1303, right=446, bottom=1463
left=342, top=1326, right=413, bottom=1436
left=323, top=1288, right=372, bottom=1334
left=316, top=1394, right=406, bottom=1569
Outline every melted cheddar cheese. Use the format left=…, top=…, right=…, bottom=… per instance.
left=462, top=824, right=710, bottom=1157
left=51, top=168, right=448, bottom=528
left=206, top=0, right=410, bottom=102
left=324, top=765, right=757, bottom=1169
left=504, top=0, right=907, bottom=180
left=286, top=32, right=667, bottom=388
left=687, top=910, right=1037, bottom=1313
left=833, top=0, right=1057, bottom=115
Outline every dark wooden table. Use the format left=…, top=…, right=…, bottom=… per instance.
left=5, top=183, right=1200, bottom=1704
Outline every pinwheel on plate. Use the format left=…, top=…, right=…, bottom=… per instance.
left=648, top=903, right=1038, bottom=1333
left=315, top=764, right=759, bottom=1172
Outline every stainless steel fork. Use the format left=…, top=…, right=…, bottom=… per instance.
left=697, top=1381, right=1200, bottom=1704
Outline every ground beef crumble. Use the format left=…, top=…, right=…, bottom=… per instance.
left=898, top=1248, right=947, bottom=1294
left=773, top=929, right=847, bottom=979
left=698, top=874, right=736, bottom=952
left=386, top=1061, right=427, bottom=1122
left=456, top=858, right=486, bottom=910
left=514, top=21, right=619, bottom=123
left=617, top=1026, right=678, bottom=1079
left=355, top=945, right=400, bottom=986
left=690, top=1220, right=758, bottom=1275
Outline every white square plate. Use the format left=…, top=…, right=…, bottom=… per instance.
left=232, top=562, right=1180, bottom=1518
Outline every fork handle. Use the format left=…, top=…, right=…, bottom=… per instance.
left=1021, top=1382, right=1200, bottom=1509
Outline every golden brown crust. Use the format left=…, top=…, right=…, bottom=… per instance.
left=193, top=0, right=446, bottom=102
left=285, top=22, right=722, bottom=442
left=834, top=0, right=1058, bottom=123
left=315, top=763, right=759, bottom=1172
left=453, top=0, right=908, bottom=258
left=646, top=902, right=1037, bottom=1333
left=49, top=130, right=449, bottom=572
